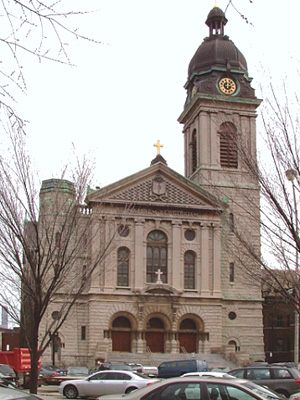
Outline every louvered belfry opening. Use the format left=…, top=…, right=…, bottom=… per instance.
left=219, top=121, right=238, bottom=168
left=191, top=128, right=197, bottom=173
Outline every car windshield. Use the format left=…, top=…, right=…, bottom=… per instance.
left=243, top=381, right=281, bottom=400
left=0, top=385, right=41, bottom=399
left=131, top=372, right=152, bottom=379
left=0, top=365, right=14, bottom=376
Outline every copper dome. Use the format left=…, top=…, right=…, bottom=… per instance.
left=188, top=6, right=247, bottom=78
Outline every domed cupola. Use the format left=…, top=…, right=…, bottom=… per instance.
left=184, top=6, right=255, bottom=104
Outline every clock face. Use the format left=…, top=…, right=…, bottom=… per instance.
left=219, top=78, right=236, bottom=95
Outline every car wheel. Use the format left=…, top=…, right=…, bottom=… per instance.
left=64, top=384, right=79, bottom=399
left=125, top=387, right=138, bottom=393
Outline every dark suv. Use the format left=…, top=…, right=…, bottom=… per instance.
left=229, top=365, right=300, bottom=397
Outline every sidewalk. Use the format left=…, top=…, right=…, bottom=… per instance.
left=37, top=385, right=64, bottom=399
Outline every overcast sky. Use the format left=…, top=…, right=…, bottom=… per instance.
left=15, top=0, right=300, bottom=189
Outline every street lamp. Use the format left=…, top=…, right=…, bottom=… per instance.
left=285, top=168, right=299, bottom=365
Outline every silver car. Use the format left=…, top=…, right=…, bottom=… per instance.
left=95, top=376, right=284, bottom=400
left=59, top=369, right=159, bottom=399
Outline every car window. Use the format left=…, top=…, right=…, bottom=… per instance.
left=243, top=381, right=281, bottom=400
left=143, top=382, right=202, bottom=400
left=230, top=370, right=245, bottom=379
left=90, top=372, right=109, bottom=380
left=116, top=373, right=131, bottom=380
left=0, top=365, right=15, bottom=375
left=247, top=369, right=271, bottom=380
left=272, top=369, right=292, bottom=379
left=206, top=383, right=261, bottom=400
left=225, top=385, right=259, bottom=400
left=106, top=372, right=129, bottom=380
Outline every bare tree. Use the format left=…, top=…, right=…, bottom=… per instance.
left=0, top=115, right=119, bottom=393
left=0, top=1, right=104, bottom=393
left=214, top=76, right=300, bottom=308
left=0, top=1, right=99, bottom=103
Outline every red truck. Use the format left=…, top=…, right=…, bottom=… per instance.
left=0, top=348, right=40, bottom=387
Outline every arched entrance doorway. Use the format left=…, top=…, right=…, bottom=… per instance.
left=145, top=317, right=165, bottom=353
left=111, top=316, right=131, bottom=352
left=178, top=318, right=197, bottom=353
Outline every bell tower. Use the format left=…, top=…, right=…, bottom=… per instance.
left=178, top=6, right=260, bottom=189
left=178, top=6, right=265, bottom=360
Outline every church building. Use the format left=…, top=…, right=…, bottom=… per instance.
left=40, top=6, right=265, bottom=367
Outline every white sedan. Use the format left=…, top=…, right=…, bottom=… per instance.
left=58, top=369, right=159, bottom=399
left=181, top=371, right=236, bottom=378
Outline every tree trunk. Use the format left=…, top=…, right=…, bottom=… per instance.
left=29, top=323, right=40, bottom=394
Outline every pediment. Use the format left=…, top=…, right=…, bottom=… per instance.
left=140, top=283, right=181, bottom=296
left=86, top=162, right=224, bottom=212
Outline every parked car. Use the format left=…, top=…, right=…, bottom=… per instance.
left=0, top=363, right=19, bottom=386
left=95, top=376, right=284, bottom=400
left=40, top=365, right=66, bottom=376
left=128, top=363, right=143, bottom=373
left=0, top=372, right=18, bottom=388
left=158, top=358, right=208, bottom=378
left=59, top=369, right=159, bottom=399
left=229, top=365, right=300, bottom=397
left=89, top=362, right=134, bottom=376
left=0, top=385, right=44, bottom=399
left=181, top=371, right=236, bottom=379
left=141, top=366, right=158, bottom=377
left=66, top=366, right=89, bottom=376
left=99, top=362, right=134, bottom=371
left=39, top=366, right=57, bottom=377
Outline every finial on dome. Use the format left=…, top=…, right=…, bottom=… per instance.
left=206, top=5, right=227, bottom=36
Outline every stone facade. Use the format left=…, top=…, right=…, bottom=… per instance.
left=40, top=5, right=265, bottom=368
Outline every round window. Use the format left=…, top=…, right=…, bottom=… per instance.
left=228, top=311, right=237, bottom=320
left=185, top=229, right=195, bottom=241
left=52, top=311, right=61, bottom=320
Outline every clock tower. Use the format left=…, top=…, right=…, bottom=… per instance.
left=178, top=5, right=260, bottom=183
left=178, top=5, right=265, bottom=358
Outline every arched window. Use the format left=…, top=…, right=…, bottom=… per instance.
left=147, top=317, right=164, bottom=329
left=112, top=316, right=131, bottom=329
left=117, top=247, right=129, bottom=286
left=147, top=230, right=167, bottom=283
left=180, top=319, right=197, bottom=330
left=184, top=251, right=196, bottom=289
left=219, top=122, right=238, bottom=168
left=191, top=129, right=197, bottom=173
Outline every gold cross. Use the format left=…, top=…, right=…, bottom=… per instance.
left=154, top=140, right=163, bottom=155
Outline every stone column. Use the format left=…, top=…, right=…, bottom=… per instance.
left=212, top=224, right=221, bottom=296
left=89, top=217, right=106, bottom=293
left=171, top=222, right=181, bottom=288
left=200, top=224, right=210, bottom=295
left=134, top=219, right=144, bottom=289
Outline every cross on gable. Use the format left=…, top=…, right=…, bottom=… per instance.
left=154, top=140, right=163, bottom=155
